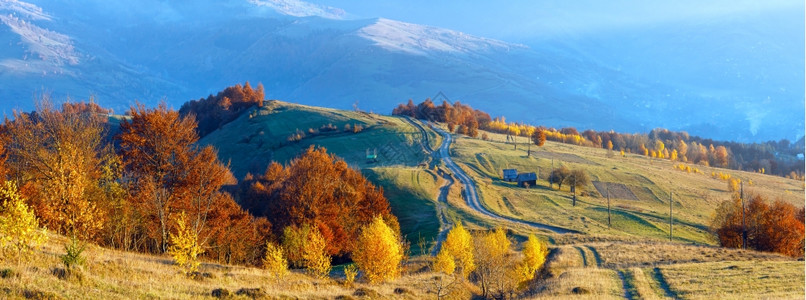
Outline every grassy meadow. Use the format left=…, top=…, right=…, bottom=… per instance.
left=445, top=127, right=804, bottom=245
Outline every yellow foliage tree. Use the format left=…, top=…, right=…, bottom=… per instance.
left=441, top=223, right=475, bottom=278
left=0, top=181, right=47, bottom=263
left=433, top=249, right=456, bottom=274
left=670, top=149, right=678, bottom=161
left=263, top=241, right=288, bottom=280
left=727, top=178, right=741, bottom=195
left=168, top=212, right=204, bottom=275
left=352, top=215, right=404, bottom=283
left=521, top=234, right=548, bottom=280
left=302, top=226, right=331, bottom=278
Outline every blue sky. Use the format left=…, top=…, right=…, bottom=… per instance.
left=313, top=0, right=803, bottom=41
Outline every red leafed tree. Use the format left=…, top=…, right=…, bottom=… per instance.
left=713, top=193, right=804, bottom=258
left=179, top=82, right=265, bottom=137
left=204, top=192, right=272, bottom=265
left=117, top=102, right=242, bottom=253
left=239, top=146, right=396, bottom=259
left=117, top=103, right=198, bottom=252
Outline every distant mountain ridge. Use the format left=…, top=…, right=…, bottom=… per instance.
left=0, top=0, right=802, bottom=142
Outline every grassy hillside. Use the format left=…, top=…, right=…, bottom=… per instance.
left=200, top=100, right=440, bottom=178
left=199, top=101, right=445, bottom=251
left=445, top=127, right=804, bottom=245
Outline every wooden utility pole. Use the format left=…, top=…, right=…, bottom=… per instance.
left=607, top=186, right=611, bottom=228
left=741, top=181, right=746, bottom=250
left=669, top=192, right=673, bottom=241
left=550, top=159, right=555, bottom=189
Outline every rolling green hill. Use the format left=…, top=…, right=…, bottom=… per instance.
left=199, top=100, right=445, bottom=253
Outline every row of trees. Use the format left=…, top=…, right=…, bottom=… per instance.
left=392, top=99, right=803, bottom=178
left=434, top=223, right=549, bottom=299
left=178, top=81, right=265, bottom=137
left=0, top=94, right=402, bottom=271
left=392, top=98, right=491, bottom=138
left=0, top=99, right=271, bottom=265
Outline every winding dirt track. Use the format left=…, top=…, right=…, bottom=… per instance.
left=402, top=117, right=579, bottom=237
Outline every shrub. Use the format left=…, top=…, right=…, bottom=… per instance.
left=0, top=181, right=47, bottom=264
left=343, top=265, right=358, bottom=286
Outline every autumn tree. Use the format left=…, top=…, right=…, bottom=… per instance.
left=521, top=234, right=548, bottom=281
left=204, top=193, right=271, bottom=265
left=0, top=181, right=47, bottom=263
left=352, top=215, right=405, bottom=283
left=565, top=169, right=590, bottom=193
left=4, top=100, right=107, bottom=241
left=549, top=166, right=571, bottom=190
left=303, top=225, right=331, bottom=278
left=713, top=193, right=804, bottom=257
left=532, top=129, right=547, bottom=147
left=715, top=145, right=730, bottom=167
left=433, top=249, right=455, bottom=274
left=118, top=102, right=236, bottom=253
left=473, top=227, right=512, bottom=298
left=168, top=212, right=203, bottom=275
left=241, top=146, right=395, bottom=260
left=439, top=222, right=475, bottom=279
left=263, top=241, right=288, bottom=281
left=179, top=82, right=265, bottom=137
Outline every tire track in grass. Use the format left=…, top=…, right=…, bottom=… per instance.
left=586, top=245, right=603, bottom=267
left=574, top=246, right=589, bottom=268
left=651, top=267, right=679, bottom=299
left=618, top=270, right=638, bottom=300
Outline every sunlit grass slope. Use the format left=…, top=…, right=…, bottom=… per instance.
left=447, top=128, right=804, bottom=245
left=199, top=100, right=445, bottom=250
left=200, top=100, right=440, bottom=178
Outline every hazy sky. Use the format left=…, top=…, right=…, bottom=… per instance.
left=313, top=0, right=803, bottom=41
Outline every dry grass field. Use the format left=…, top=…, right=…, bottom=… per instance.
left=0, top=234, right=480, bottom=299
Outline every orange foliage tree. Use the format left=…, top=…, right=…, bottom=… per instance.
left=713, top=193, right=804, bottom=257
left=4, top=100, right=108, bottom=241
left=239, top=146, right=397, bottom=261
left=117, top=102, right=268, bottom=257
left=179, top=82, right=265, bottom=137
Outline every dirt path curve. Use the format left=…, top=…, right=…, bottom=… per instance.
left=401, top=117, right=453, bottom=255
left=430, top=125, right=579, bottom=234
